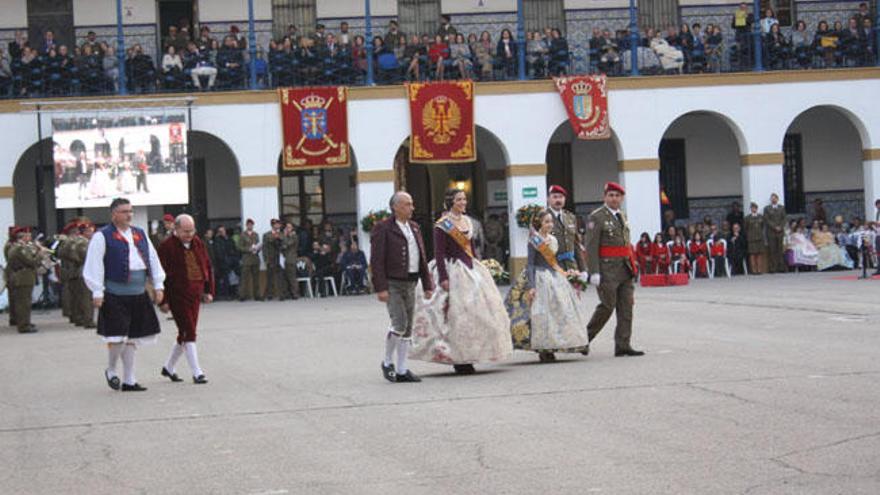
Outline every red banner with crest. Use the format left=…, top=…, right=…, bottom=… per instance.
left=554, top=75, right=610, bottom=140
left=279, top=86, right=350, bottom=170
left=407, top=81, right=476, bottom=164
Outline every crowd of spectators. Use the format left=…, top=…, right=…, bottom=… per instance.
left=0, top=3, right=876, bottom=99
left=194, top=217, right=368, bottom=301
left=637, top=197, right=880, bottom=280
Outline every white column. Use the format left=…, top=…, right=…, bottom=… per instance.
left=356, top=173, right=395, bottom=261
left=741, top=162, right=785, bottom=210
left=505, top=166, right=547, bottom=275
left=241, top=185, right=279, bottom=236
left=864, top=157, right=880, bottom=222
left=618, top=161, right=661, bottom=237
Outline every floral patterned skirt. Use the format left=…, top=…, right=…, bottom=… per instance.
left=505, top=269, right=589, bottom=353
left=410, top=259, right=513, bottom=365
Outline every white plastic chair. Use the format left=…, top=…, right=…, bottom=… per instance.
left=314, top=276, right=338, bottom=297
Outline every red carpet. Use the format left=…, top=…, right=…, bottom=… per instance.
left=829, top=274, right=880, bottom=281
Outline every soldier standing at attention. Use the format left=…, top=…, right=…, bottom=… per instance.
left=262, top=219, right=283, bottom=301
left=57, top=222, right=76, bottom=323
left=7, top=227, right=40, bottom=334
left=547, top=185, right=586, bottom=273
left=763, top=193, right=787, bottom=273
left=5, top=227, right=20, bottom=329
left=585, top=182, right=644, bottom=357
left=280, top=222, right=300, bottom=300
left=237, top=218, right=261, bottom=301
left=71, top=221, right=97, bottom=328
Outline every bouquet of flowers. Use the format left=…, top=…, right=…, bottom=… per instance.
left=567, top=271, right=589, bottom=292
left=360, top=209, right=392, bottom=233
left=515, top=204, right=544, bottom=228
left=481, top=258, right=510, bottom=285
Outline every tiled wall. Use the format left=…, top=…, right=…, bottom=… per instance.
left=566, top=8, right=631, bottom=73
left=805, top=190, right=865, bottom=223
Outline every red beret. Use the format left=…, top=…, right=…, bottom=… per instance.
left=548, top=185, right=568, bottom=196
left=162, top=214, right=175, bottom=222
left=246, top=218, right=255, bottom=225
left=604, top=182, right=625, bottom=195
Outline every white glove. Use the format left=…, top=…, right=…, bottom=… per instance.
left=589, top=273, right=601, bottom=286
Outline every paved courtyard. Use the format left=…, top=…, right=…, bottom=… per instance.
left=1, top=272, right=878, bottom=494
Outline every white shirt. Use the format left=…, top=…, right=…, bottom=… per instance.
left=83, top=226, right=166, bottom=299
left=396, top=220, right=420, bottom=273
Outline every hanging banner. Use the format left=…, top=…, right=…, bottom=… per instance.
left=554, top=75, right=610, bottom=140
left=407, top=80, right=476, bottom=164
left=279, top=86, right=350, bottom=170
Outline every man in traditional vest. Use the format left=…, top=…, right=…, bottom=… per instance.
left=584, top=182, right=644, bottom=357
left=84, top=198, right=166, bottom=392
left=547, top=185, right=586, bottom=272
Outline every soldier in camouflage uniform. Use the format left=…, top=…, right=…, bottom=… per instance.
left=237, top=219, right=261, bottom=301
left=4, top=228, right=17, bottom=328
left=743, top=202, right=766, bottom=274
left=70, top=222, right=96, bottom=328
left=280, top=222, right=300, bottom=300
left=57, top=223, right=75, bottom=322
left=261, top=219, right=283, bottom=301
left=584, top=182, right=643, bottom=357
left=547, top=185, right=586, bottom=273
left=7, top=227, right=40, bottom=333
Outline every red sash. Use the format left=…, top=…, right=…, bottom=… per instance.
left=599, top=245, right=637, bottom=274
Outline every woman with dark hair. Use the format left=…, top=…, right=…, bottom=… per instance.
left=496, top=28, right=517, bottom=78
left=671, top=234, right=690, bottom=274
left=428, top=34, right=449, bottom=80
left=548, top=27, right=569, bottom=76
left=689, top=231, right=710, bottom=277
left=505, top=209, right=589, bottom=362
left=410, top=189, right=512, bottom=375
left=651, top=233, right=671, bottom=274
left=472, top=31, right=494, bottom=80
left=635, top=232, right=653, bottom=274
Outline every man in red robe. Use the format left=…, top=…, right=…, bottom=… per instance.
left=157, top=214, right=214, bottom=384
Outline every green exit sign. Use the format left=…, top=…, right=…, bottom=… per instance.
left=522, top=187, right=538, bottom=198
left=493, top=191, right=508, bottom=201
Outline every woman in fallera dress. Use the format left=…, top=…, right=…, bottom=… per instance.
left=410, top=189, right=512, bottom=374
left=505, top=209, right=589, bottom=362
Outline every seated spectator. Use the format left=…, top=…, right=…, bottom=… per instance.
left=548, top=28, right=569, bottom=76
left=678, top=24, right=695, bottom=70
left=162, top=45, right=184, bottom=89
left=196, top=26, right=214, bottom=52
left=341, top=242, right=368, bottom=294
left=689, top=231, right=710, bottom=277
left=8, top=30, right=28, bottom=62
left=813, top=224, right=853, bottom=270
left=708, top=227, right=727, bottom=277
left=449, top=33, right=473, bottom=79
left=103, top=45, right=119, bottom=92
left=765, top=23, right=789, bottom=68
left=727, top=223, right=747, bottom=275
left=665, top=26, right=680, bottom=47
left=127, top=43, right=156, bottom=92
left=840, top=17, right=866, bottom=66
left=635, top=232, right=653, bottom=274
left=373, top=36, right=400, bottom=83
left=472, top=31, right=494, bottom=80
left=790, top=20, right=812, bottom=68
left=496, top=29, right=517, bottom=78
left=186, top=41, right=217, bottom=90
left=311, top=242, right=336, bottom=297
left=429, top=34, right=449, bottom=80
left=861, top=18, right=875, bottom=65
left=217, top=35, right=245, bottom=88
left=228, top=25, right=247, bottom=50
left=253, top=45, right=268, bottom=87
left=706, top=25, right=724, bottom=72
left=403, top=34, right=425, bottom=81
left=786, top=221, right=819, bottom=269
left=599, top=29, right=621, bottom=73
left=651, top=233, right=671, bottom=274
left=650, top=31, right=684, bottom=73
left=0, top=46, right=11, bottom=97
left=690, top=23, right=706, bottom=72
left=671, top=235, right=691, bottom=274
left=526, top=30, right=548, bottom=78
left=76, top=43, right=103, bottom=93
left=20, top=46, right=43, bottom=96
left=351, top=35, right=368, bottom=76
left=81, top=31, right=103, bottom=58
left=813, top=20, right=837, bottom=67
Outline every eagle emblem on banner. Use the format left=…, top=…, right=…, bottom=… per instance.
left=407, top=81, right=476, bottom=164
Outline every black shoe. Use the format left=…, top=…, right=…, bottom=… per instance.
left=161, top=367, right=183, bottom=382
left=121, top=383, right=147, bottom=392
left=453, top=364, right=476, bottom=375
left=17, top=325, right=38, bottom=334
left=580, top=345, right=590, bottom=356
left=193, top=374, right=208, bottom=384
left=396, top=370, right=422, bottom=383
left=83, top=322, right=97, bottom=329
left=104, top=370, right=121, bottom=391
left=538, top=352, right=556, bottom=363
left=381, top=362, right=396, bottom=382
left=615, top=348, right=645, bottom=357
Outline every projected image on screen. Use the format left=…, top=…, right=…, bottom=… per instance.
left=52, top=114, right=189, bottom=209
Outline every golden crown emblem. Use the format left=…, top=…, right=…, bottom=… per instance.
left=571, top=80, right=591, bottom=95
left=300, top=94, right=326, bottom=109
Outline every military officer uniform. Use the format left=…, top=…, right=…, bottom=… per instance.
left=70, top=232, right=96, bottom=327
left=7, top=229, right=40, bottom=333
left=281, top=227, right=300, bottom=300
left=237, top=220, right=261, bottom=301
left=4, top=235, right=17, bottom=327
left=548, top=186, right=586, bottom=272
left=763, top=199, right=787, bottom=273
left=261, top=220, right=284, bottom=300
left=57, top=229, right=74, bottom=321
left=585, top=182, right=642, bottom=356
left=743, top=205, right=766, bottom=274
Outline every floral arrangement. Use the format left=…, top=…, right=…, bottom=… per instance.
left=515, top=204, right=544, bottom=229
left=481, top=258, right=510, bottom=285
left=360, top=209, right=392, bottom=233
left=567, top=271, right=589, bottom=292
